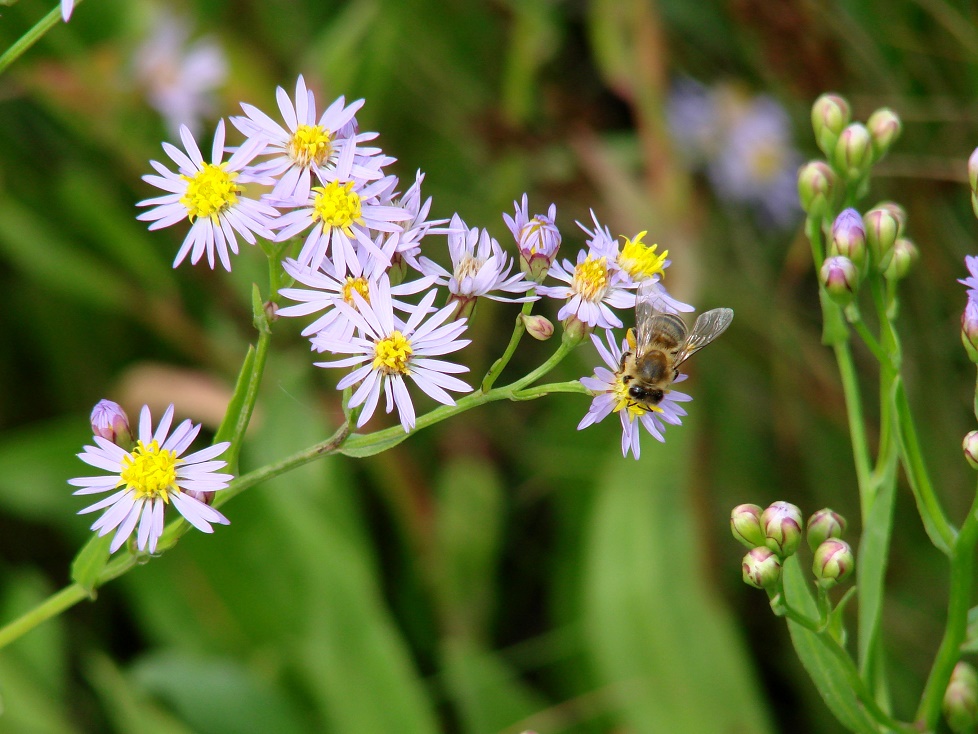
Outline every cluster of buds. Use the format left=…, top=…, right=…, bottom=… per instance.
left=809, top=93, right=901, bottom=185
left=732, top=503, right=854, bottom=591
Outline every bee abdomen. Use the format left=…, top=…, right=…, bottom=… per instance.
left=653, top=313, right=688, bottom=350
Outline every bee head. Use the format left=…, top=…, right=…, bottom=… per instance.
left=628, top=384, right=664, bottom=405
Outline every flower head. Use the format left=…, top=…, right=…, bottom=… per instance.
left=69, top=404, right=232, bottom=554
left=503, top=195, right=561, bottom=282
left=577, top=330, right=691, bottom=459
left=312, top=286, right=472, bottom=432
left=90, top=399, right=133, bottom=448
left=137, top=121, right=279, bottom=271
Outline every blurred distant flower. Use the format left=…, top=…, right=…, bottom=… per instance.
left=577, top=330, right=691, bottom=459
left=133, top=9, right=227, bottom=138
left=61, top=0, right=74, bottom=21
left=69, top=404, right=232, bottom=554
left=137, top=121, right=279, bottom=271
left=668, top=79, right=803, bottom=229
left=313, top=287, right=472, bottom=432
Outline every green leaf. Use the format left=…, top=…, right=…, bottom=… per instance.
left=213, top=344, right=256, bottom=464
left=782, top=556, right=881, bottom=734
left=338, top=430, right=410, bottom=458
left=69, top=533, right=113, bottom=594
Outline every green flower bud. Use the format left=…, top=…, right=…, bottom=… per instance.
left=761, top=501, right=803, bottom=557
left=731, top=503, right=766, bottom=549
left=963, top=301, right=978, bottom=364
left=833, top=123, right=873, bottom=180
left=388, top=253, right=410, bottom=286
left=811, top=94, right=851, bottom=157
left=963, top=431, right=978, bottom=469
left=806, top=508, right=847, bottom=552
left=972, top=191, right=978, bottom=222
left=866, top=107, right=901, bottom=161
left=881, top=238, right=918, bottom=281
left=944, top=662, right=978, bottom=733
left=821, top=256, right=858, bottom=305
left=561, top=315, right=590, bottom=347
left=969, top=148, right=978, bottom=194
left=863, top=206, right=900, bottom=264
left=797, top=161, right=837, bottom=217
left=742, top=547, right=782, bottom=590
left=521, top=314, right=554, bottom=341
left=812, top=539, right=855, bottom=589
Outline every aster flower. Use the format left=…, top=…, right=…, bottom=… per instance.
left=279, top=255, right=436, bottom=343
left=503, top=194, right=561, bottom=282
left=137, top=120, right=279, bottom=271
left=577, top=331, right=692, bottom=459
left=231, top=75, right=385, bottom=204
left=90, top=399, right=132, bottom=447
left=537, top=247, right=635, bottom=330
left=375, top=170, right=447, bottom=274
left=959, top=255, right=978, bottom=296
left=313, top=286, right=472, bottom=432
left=62, top=0, right=74, bottom=21
left=420, top=214, right=537, bottom=316
left=69, top=404, right=232, bottom=554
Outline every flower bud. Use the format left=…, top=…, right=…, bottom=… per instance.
left=863, top=206, right=900, bottom=264
left=742, top=547, right=782, bottom=590
left=820, top=256, right=858, bottom=305
left=944, top=662, right=978, bottom=733
left=881, top=238, right=918, bottom=281
left=963, top=300, right=978, bottom=364
left=963, top=431, right=978, bottom=469
left=830, top=208, right=866, bottom=270
left=806, top=508, right=847, bottom=552
left=833, top=123, right=873, bottom=180
left=731, top=503, right=766, bottom=549
left=561, top=315, right=590, bottom=347
left=866, top=108, right=901, bottom=161
left=761, top=501, right=803, bottom=557
left=811, top=94, right=851, bottom=157
left=90, top=399, right=133, bottom=448
left=517, top=215, right=561, bottom=283
left=812, top=539, right=855, bottom=589
left=448, top=294, right=477, bottom=322
left=521, top=314, right=554, bottom=341
left=388, top=253, right=410, bottom=286
left=972, top=192, right=978, bottom=222
left=797, top=161, right=837, bottom=217
left=969, top=148, right=978, bottom=194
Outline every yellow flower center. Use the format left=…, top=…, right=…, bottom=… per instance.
left=312, top=181, right=363, bottom=235
left=342, top=276, right=370, bottom=306
left=372, top=331, right=413, bottom=375
left=572, top=256, right=610, bottom=302
left=180, top=164, right=240, bottom=220
left=455, top=254, right=484, bottom=281
left=288, top=124, right=334, bottom=168
left=118, top=439, right=181, bottom=502
left=521, top=218, right=548, bottom=254
left=747, top=142, right=783, bottom=183
left=612, top=375, right=662, bottom=416
left=618, top=232, right=668, bottom=282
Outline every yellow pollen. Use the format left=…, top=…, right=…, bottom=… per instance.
left=619, top=232, right=668, bottom=281
left=180, top=164, right=240, bottom=220
left=342, top=276, right=371, bottom=306
left=117, top=439, right=181, bottom=502
left=373, top=331, right=413, bottom=375
left=288, top=124, right=334, bottom=168
left=572, top=256, right=610, bottom=302
left=312, top=181, right=363, bottom=235
left=612, top=374, right=663, bottom=416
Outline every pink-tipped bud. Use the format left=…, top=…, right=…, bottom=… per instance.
left=821, top=256, right=858, bottom=304
left=969, top=148, right=978, bottom=194
left=944, top=662, right=978, bottom=733
left=517, top=215, right=561, bottom=283
left=742, top=547, right=782, bottom=589
left=90, top=400, right=133, bottom=448
left=882, top=238, right=918, bottom=281
left=731, top=503, right=766, bottom=549
left=811, top=94, right=851, bottom=157
left=863, top=206, right=901, bottom=264
left=830, top=208, right=867, bottom=270
left=806, top=508, right=847, bottom=552
left=963, top=431, right=978, bottom=469
left=866, top=108, right=901, bottom=161
left=797, top=161, right=837, bottom=217
left=962, top=300, right=978, bottom=364
left=812, top=539, right=855, bottom=589
left=521, top=314, right=554, bottom=341
left=761, top=501, right=803, bottom=557
left=833, top=123, right=873, bottom=180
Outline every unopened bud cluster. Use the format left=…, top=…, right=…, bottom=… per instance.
left=732, top=503, right=853, bottom=591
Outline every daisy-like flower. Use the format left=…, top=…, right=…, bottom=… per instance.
left=137, top=120, right=279, bottom=271
left=69, top=404, right=232, bottom=554
left=313, top=286, right=472, bottom=432
left=958, top=255, right=978, bottom=296
left=578, top=331, right=692, bottom=459
left=537, top=247, right=635, bottom=330
left=279, top=254, right=436, bottom=343
left=503, top=194, right=561, bottom=282
left=375, top=170, right=447, bottom=274
left=231, top=75, right=384, bottom=204
left=420, top=214, right=537, bottom=317
left=273, top=142, right=411, bottom=274
left=62, top=0, right=74, bottom=21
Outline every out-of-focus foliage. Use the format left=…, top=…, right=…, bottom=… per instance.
left=0, top=0, right=975, bottom=731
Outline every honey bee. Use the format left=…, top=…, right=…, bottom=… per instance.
left=619, top=281, right=734, bottom=409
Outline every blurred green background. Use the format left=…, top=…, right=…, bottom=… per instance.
left=0, top=0, right=976, bottom=731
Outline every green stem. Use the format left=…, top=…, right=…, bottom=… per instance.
left=0, top=4, right=73, bottom=77
left=915, top=488, right=978, bottom=728
left=481, top=299, right=535, bottom=392
left=833, top=342, right=873, bottom=506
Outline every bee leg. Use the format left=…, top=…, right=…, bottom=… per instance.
left=619, top=352, right=630, bottom=374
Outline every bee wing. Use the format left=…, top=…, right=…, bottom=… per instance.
left=634, top=280, right=681, bottom=355
left=674, top=307, right=734, bottom=367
